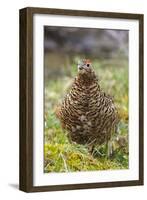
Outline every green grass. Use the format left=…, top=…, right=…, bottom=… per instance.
left=44, top=58, right=129, bottom=173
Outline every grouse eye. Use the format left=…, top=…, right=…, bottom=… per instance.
left=87, top=64, right=90, bottom=67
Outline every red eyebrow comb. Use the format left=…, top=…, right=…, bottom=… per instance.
left=83, top=59, right=91, bottom=64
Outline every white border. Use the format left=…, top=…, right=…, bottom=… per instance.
left=33, top=14, right=139, bottom=186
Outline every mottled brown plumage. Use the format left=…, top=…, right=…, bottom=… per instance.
left=56, top=59, right=118, bottom=152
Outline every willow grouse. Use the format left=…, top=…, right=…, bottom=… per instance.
left=56, top=59, right=118, bottom=153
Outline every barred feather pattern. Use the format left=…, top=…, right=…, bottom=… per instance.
left=56, top=61, right=118, bottom=148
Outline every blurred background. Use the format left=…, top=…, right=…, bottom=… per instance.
left=44, top=26, right=128, bottom=78
left=44, top=26, right=129, bottom=173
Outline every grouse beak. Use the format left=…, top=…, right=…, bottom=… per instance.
left=78, top=66, right=83, bottom=70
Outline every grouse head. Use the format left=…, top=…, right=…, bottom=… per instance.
left=78, top=59, right=92, bottom=72
left=77, top=59, right=96, bottom=82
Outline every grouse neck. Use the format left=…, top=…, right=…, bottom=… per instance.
left=77, top=71, right=97, bottom=85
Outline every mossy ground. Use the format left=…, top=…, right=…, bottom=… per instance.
left=44, top=58, right=129, bottom=173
